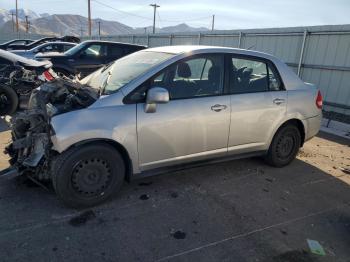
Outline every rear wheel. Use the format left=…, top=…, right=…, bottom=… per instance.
left=265, top=124, right=301, bottom=167
left=52, top=143, right=125, bottom=208
left=0, top=85, right=18, bottom=116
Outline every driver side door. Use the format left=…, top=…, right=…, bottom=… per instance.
left=136, top=54, right=231, bottom=171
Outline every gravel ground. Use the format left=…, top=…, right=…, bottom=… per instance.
left=0, top=118, right=349, bottom=262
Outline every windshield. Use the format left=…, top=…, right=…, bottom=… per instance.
left=64, top=42, right=87, bottom=56
left=82, top=51, right=174, bottom=95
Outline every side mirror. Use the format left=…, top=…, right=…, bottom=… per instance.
left=144, top=87, right=169, bottom=113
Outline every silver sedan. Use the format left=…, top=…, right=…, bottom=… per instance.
left=4, top=46, right=323, bottom=207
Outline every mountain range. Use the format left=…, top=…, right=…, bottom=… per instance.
left=0, top=8, right=209, bottom=36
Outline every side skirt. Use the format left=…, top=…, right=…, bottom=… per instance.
left=131, top=150, right=267, bottom=180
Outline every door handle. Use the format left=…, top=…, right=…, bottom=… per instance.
left=273, top=98, right=285, bottom=105
left=211, top=104, right=227, bottom=112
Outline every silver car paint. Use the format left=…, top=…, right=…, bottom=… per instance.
left=50, top=46, right=321, bottom=175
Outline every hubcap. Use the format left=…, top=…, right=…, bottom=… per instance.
left=71, top=158, right=112, bottom=197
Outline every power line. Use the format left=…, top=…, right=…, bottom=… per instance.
left=159, top=15, right=212, bottom=23
left=92, top=0, right=152, bottom=21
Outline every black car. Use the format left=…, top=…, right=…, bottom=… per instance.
left=0, top=39, right=34, bottom=50
left=36, top=40, right=146, bottom=77
left=7, top=36, right=80, bottom=51
left=0, top=50, right=54, bottom=115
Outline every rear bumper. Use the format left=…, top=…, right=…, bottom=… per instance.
left=0, top=167, right=20, bottom=181
left=304, top=114, right=322, bottom=142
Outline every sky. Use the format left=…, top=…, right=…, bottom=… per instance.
left=1, top=0, right=350, bottom=29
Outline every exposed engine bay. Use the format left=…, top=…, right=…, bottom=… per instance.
left=4, top=77, right=99, bottom=181
left=0, top=65, right=46, bottom=115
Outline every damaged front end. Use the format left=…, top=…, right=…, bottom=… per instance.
left=2, top=77, right=99, bottom=181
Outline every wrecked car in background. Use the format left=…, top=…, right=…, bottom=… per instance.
left=36, top=40, right=146, bottom=78
left=6, top=35, right=80, bottom=51
left=10, top=41, right=77, bottom=60
left=1, top=46, right=322, bottom=208
left=0, top=50, right=56, bottom=116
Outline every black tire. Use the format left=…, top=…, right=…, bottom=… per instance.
left=52, top=143, right=125, bottom=208
left=0, top=85, right=18, bottom=116
left=265, top=124, right=301, bottom=167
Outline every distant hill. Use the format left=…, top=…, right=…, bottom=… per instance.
left=134, top=23, right=208, bottom=34
left=0, top=8, right=209, bottom=36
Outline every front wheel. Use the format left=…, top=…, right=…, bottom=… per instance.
left=265, top=124, right=301, bottom=167
left=52, top=143, right=125, bottom=208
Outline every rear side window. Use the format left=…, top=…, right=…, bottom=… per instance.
left=268, top=65, right=282, bottom=91
left=229, top=56, right=283, bottom=94
left=64, top=45, right=74, bottom=51
left=108, top=45, right=123, bottom=57
left=230, top=57, right=268, bottom=94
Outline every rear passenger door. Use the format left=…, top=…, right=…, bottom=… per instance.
left=228, top=55, right=287, bottom=153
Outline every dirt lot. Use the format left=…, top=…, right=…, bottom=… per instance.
left=0, top=119, right=349, bottom=262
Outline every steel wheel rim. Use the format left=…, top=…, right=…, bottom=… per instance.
left=71, top=158, right=112, bottom=197
left=276, top=132, right=296, bottom=159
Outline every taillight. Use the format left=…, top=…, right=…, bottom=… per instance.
left=43, top=70, right=54, bottom=81
left=316, top=90, right=323, bottom=109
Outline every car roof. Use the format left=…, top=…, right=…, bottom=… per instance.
left=38, top=41, right=77, bottom=46
left=144, top=45, right=277, bottom=60
left=81, top=40, right=146, bottom=48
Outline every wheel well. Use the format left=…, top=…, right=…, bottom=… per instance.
left=280, top=119, right=305, bottom=146
left=68, top=139, right=133, bottom=182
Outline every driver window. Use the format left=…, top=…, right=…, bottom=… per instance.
left=150, top=54, right=224, bottom=100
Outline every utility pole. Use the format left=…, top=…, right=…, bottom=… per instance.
left=211, top=14, right=215, bottom=31
left=97, top=21, right=101, bottom=40
left=25, top=15, right=29, bottom=33
left=88, top=0, right=92, bottom=37
left=144, top=27, right=147, bottom=34
left=9, top=12, right=15, bottom=32
left=150, top=3, right=159, bottom=34
left=15, top=0, right=19, bottom=32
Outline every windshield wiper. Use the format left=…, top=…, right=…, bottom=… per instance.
left=99, top=70, right=112, bottom=96
left=101, top=61, right=114, bottom=73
